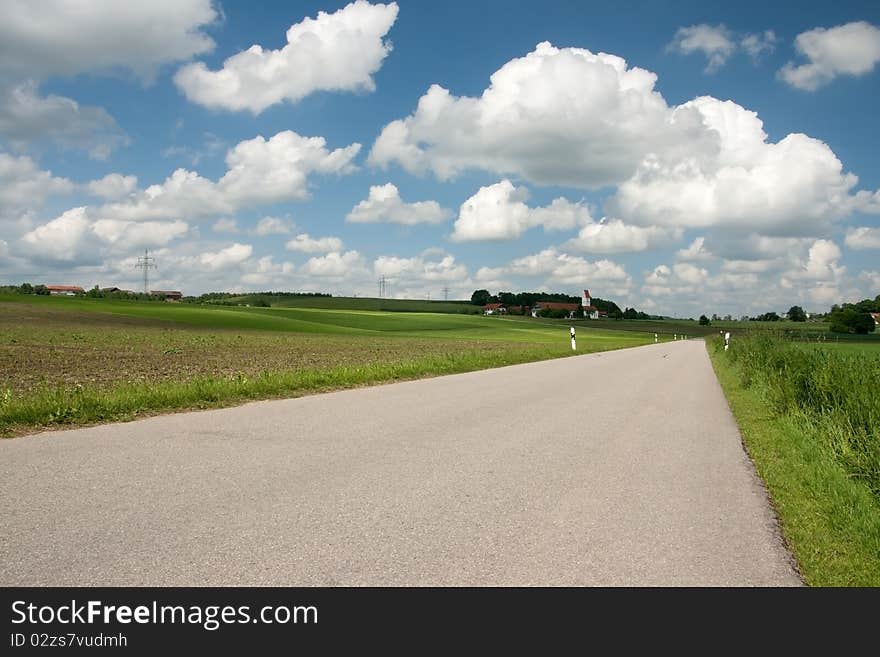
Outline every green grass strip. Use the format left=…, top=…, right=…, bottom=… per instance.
left=1, top=345, right=592, bottom=438
left=708, top=339, right=880, bottom=586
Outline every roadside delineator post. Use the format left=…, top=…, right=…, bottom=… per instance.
left=570, top=325, right=576, bottom=351
left=724, top=331, right=731, bottom=351
left=654, top=332, right=658, bottom=343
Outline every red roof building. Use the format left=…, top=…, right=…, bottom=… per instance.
left=46, top=285, right=84, bottom=295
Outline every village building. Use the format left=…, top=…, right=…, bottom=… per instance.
left=151, top=290, right=183, bottom=302
left=872, top=312, right=879, bottom=327
left=531, top=301, right=581, bottom=319
left=582, top=289, right=599, bottom=319
left=483, top=302, right=506, bottom=315
left=46, top=285, right=83, bottom=296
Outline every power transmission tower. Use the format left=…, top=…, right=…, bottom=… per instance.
left=442, top=286, right=450, bottom=301
left=378, top=275, right=387, bottom=298
left=135, top=249, right=156, bottom=294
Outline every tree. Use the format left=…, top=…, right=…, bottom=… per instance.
left=470, top=289, right=492, bottom=306
left=33, top=285, right=49, bottom=296
left=699, top=315, right=711, bottom=326
left=787, top=305, right=807, bottom=322
left=18, top=283, right=33, bottom=295
left=830, top=309, right=875, bottom=334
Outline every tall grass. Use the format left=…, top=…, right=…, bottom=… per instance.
left=716, top=332, right=880, bottom=500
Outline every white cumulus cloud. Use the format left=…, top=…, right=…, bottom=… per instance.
left=174, top=1, right=398, bottom=113
left=608, top=96, right=864, bottom=235
left=844, top=226, right=880, bottom=250
left=87, top=173, right=138, bottom=200
left=100, top=130, right=360, bottom=221
left=300, top=250, right=367, bottom=278
left=0, top=152, right=74, bottom=218
left=780, top=21, right=880, bottom=90
left=564, top=218, right=681, bottom=254
left=347, top=183, right=449, bottom=225
left=451, top=180, right=591, bottom=242
left=251, top=216, right=293, bottom=236
left=285, top=234, right=344, bottom=254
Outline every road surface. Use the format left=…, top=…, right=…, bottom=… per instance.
left=0, top=340, right=800, bottom=585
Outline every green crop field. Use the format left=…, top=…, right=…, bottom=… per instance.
left=0, top=294, right=654, bottom=436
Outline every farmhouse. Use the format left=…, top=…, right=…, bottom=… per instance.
left=151, top=290, right=183, bottom=302
left=531, top=301, right=580, bottom=319
left=872, top=313, right=880, bottom=327
left=46, top=285, right=83, bottom=296
left=483, top=303, right=506, bottom=315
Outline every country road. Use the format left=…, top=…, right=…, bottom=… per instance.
left=0, top=340, right=800, bottom=586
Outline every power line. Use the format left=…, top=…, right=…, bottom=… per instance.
left=134, top=249, right=156, bottom=294
left=442, top=286, right=450, bottom=301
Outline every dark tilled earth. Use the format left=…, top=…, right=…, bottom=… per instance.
left=0, top=302, right=533, bottom=393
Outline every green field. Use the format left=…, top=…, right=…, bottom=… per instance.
left=222, top=293, right=482, bottom=314
left=0, top=295, right=654, bottom=436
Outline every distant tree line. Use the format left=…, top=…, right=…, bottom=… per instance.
left=187, top=291, right=332, bottom=305
left=469, top=289, right=662, bottom=319
left=0, top=282, right=166, bottom=301
left=828, top=295, right=879, bottom=334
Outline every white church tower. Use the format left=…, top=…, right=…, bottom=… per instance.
left=583, top=289, right=598, bottom=319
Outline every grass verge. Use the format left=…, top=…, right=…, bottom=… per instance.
left=708, top=336, right=880, bottom=585
left=1, top=344, right=591, bottom=438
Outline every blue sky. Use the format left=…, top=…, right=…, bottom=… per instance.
left=1, top=0, right=879, bottom=316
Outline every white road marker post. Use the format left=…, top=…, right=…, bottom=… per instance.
left=570, top=325, right=576, bottom=351
left=654, top=332, right=658, bottom=343
left=673, top=334, right=677, bottom=341
left=724, top=331, right=731, bottom=351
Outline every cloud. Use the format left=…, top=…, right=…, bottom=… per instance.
left=451, top=180, right=591, bottom=241
left=501, top=247, right=631, bottom=288
left=667, top=24, right=737, bottom=73
left=369, top=42, right=691, bottom=188
left=199, top=243, right=253, bottom=271
left=346, top=183, right=449, bottom=225
left=741, top=30, right=777, bottom=62
left=285, top=234, right=344, bottom=254
left=782, top=239, right=845, bottom=282
left=100, top=130, right=360, bottom=221
left=212, top=218, right=238, bottom=233
left=371, top=42, right=876, bottom=240
left=87, top=173, right=138, bottom=200
left=0, top=81, right=129, bottom=159
left=300, top=250, right=367, bottom=278
left=844, top=226, right=880, bottom=250
left=0, top=0, right=218, bottom=81
left=780, top=21, right=880, bottom=90
left=608, top=96, right=865, bottom=235
left=18, top=207, right=189, bottom=264
left=564, top=218, right=681, bottom=254
left=0, top=152, right=74, bottom=218
left=90, top=218, right=189, bottom=248
left=251, top=216, right=293, bottom=236
left=374, top=252, right=467, bottom=282
left=174, top=1, right=398, bottom=113
left=676, top=236, right=714, bottom=262
left=859, top=270, right=880, bottom=291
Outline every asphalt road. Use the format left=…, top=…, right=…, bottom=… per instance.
left=1, top=340, right=800, bottom=586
